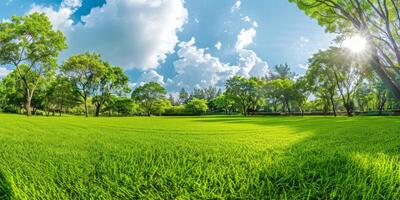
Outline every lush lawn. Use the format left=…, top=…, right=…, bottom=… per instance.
left=0, top=114, right=399, bottom=199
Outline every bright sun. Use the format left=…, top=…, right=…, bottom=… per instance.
left=342, top=34, right=367, bottom=53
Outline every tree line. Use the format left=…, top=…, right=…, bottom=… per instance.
left=0, top=12, right=399, bottom=117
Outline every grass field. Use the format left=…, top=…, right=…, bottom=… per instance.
left=0, top=114, right=399, bottom=199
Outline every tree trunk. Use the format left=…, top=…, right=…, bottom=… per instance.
left=330, top=96, right=337, bottom=117
left=371, top=52, right=400, bottom=100
left=84, top=96, right=89, bottom=117
left=25, top=96, right=32, bottom=116
left=95, top=103, right=101, bottom=117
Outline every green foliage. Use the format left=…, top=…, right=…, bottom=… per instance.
left=225, top=76, right=263, bottom=116
left=289, top=0, right=400, bottom=99
left=92, top=63, right=130, bottom=116
left=211, top=94, right=235, bottom=115
left=185, top=98, right=208, bottom=115
left=131, top=82, right=166, bottom=116
left=0, top=12, right=67, bottom=115
left=0, top=115, right=399, bottom=199
left=61, top=53, right=107, bottom=117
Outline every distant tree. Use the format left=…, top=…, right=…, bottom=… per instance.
left=225, top=76, right=263, bottom=116
left=45, top=76, right=81, bottom=116
left=293, top=77, right=310, bottom=115
left=0, top=13, right=67, bottom=115
left=61, top=53, right=106, bottom=117
left=103, top=96, right=137, bottom=116
left=185, top=98, right=208, bottom=115
left=131, top=82, right=166, bottom=116
left=270, top=63, right=296, bottom=80
left=178, top=88, right=189, bottom=104
left=203, top=86, right=219, bottom=101
left=265, top=80, right=282, bottom=116
left=354, top=82, right=374, bottom=112
left=211, top=94, right=235, bottom=115
left=307, top=50, right=339, bottom=116
left=0, top=70, right=26, bottom=113
left=168, top=94, right=178, bottom=106
left=92, top=63, right=130, bottom=117
left=152, top=98, right=172, bottom=116
left=191, top=88, right=206, bottom=100
left=373, top=78, right=389, bottom=115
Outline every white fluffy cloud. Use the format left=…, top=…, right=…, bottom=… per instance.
left=30, top=0, right=188, bottom=70
left=237, top=49, right=269, bottom=78
left=231, top=0, right=241, bottom=13
left=235, top=27, right=256, bottom=50
left=169, top=38, right=238, bottom=90
left=242, top=16, right=251, bottom=22
left=215, top=41, right=222, bottom=50
left=29, top=0, right=81, bottom=31
left=168, top=37, right=268, bottom=91
left=0, top=67, right=11, bottom=78
left=137, top=70, right=165, bottom=85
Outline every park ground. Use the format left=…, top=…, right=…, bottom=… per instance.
left=0, top=114, right=399, bottom=199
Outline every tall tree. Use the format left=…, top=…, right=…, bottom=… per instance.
left=307, top=49, right=339, bottom=116
left=0, top=13, right=67, bottom=115
left=289, top=0, right=400, bottom=99
left=61, top=53, right=106, bottom=117
left=131, top=82, right=166, bottom=116
left=225, top=76, right=263, bottom=116
left=92, top=63, right=130, bottom=117
left=270, top=63, right=296, bottom=80
left=178, top=88, right=189, bottom=105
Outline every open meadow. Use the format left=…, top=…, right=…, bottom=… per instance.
left=0, top=114, right=399, bottom=199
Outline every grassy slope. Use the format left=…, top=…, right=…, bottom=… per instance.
left=0, top=114, right=399, bottom=199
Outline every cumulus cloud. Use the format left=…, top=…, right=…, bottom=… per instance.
left=237, top=49, right=269, bottom=78
left=231, top=0, right=241, bottom=13
left=215, top=41, right=222, bottom=50
left=137, top=70, right=165, bottom=85
left=0, top=67, right=11, bottom=78
left=169, top=38, right=238, bottom=90
left=235, top=27, right=256, bottom=50
left=29, top=0, right=188, bottom=71
left=252, top=21, right=258, bottom=28
left=167, top=37, right=268, bottom=91
left=242, top=16, right=251, bottom=22
left=29, top=0, right=81, bottom=31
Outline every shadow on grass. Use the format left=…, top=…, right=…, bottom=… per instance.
left=0, top=171, right=11, bottom=200
left=193, top=116, right=400, bottom=199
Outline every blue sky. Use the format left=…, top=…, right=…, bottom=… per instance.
left=0, top=0, right=335, bottom=91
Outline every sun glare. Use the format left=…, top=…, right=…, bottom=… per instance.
left=342, top=35, right=367, bottom=53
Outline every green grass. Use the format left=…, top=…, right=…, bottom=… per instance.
left=0, top=114, right=399, bottom=199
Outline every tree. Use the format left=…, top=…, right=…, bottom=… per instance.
left=211, top=94, right=235, bottom=115
left=270, top=63, right=296, bottom=80
left=44, top=76, right=81, bottom=116
left=92, top=63, right=130, bottom=117
left=131, top=82, right=166, bottom=116
left=0, top=70, right=26, bottom=113
left=225, top=76, right=263, bottom=116
left=307, top=49, right=339, bottom=116
left=185, top=98, right=208, bottom=115
left=61, top=53, right=106, bottom=117
left=307, top=47, right=366, bottom=116
left=354, top=82, right=374, bottom=112
left=373, top=78, right=389, bottom=115
left=289, top=0, right=400, bottom=100
left=152, top=98, right=172, bottom=116
left=179, top=88, right=189, bottom=104
left=293, top=77, right=310, bottom=115
left=0, top=13, right=67, bottom=115
left=265, top=80, right=282, bottom=116
left=103, top=96, right=137, bottom=116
